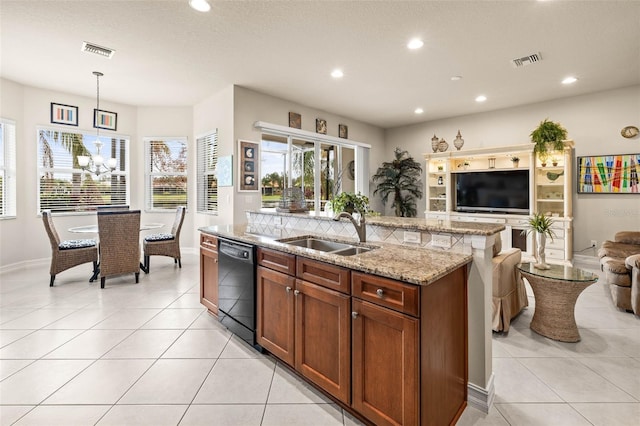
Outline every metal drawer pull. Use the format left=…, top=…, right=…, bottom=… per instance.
left=285, top=286, right=292, bottom=293
left=376, top=288, right=384, bottom=297
left=294, top=290, right=300, bottom=296
left=351, top=312, right=359, bottom=319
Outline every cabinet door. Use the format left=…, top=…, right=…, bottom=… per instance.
left=256, top=266, right=295, bottom=365
left=200, top=243, right=219, bottom=315
left=295, top=279, right=351, bottom=404
left=352, top=299, right=419, bottom=426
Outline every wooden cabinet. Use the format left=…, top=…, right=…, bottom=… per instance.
left=200, top=234, right=219, bottom=315
left=352, top=297, right=419, bottom=426
left=256, top=248, right=352, bottom=404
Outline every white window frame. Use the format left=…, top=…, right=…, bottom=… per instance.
left=144, top=137, right=188, bottom=212
left=0, top=118, right=17, bottom=219
left=36, top=126, right=130, bottom=215
left=196, top=130, right=219, bottom=214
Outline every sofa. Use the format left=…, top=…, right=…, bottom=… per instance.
left=598, top=231, right=640, bottom=314
left=492, top=234, right=528, bottom=332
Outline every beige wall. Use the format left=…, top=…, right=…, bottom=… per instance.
left=385, top=85, right=640, bottom=257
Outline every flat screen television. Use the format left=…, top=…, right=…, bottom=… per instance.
left=454, top=170, right=530, bottom=214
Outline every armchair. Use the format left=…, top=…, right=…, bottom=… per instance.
left=492, top=235, right=528, bottom=332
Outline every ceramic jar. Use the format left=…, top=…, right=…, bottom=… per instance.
left=453, top=130, right=464, bottom=151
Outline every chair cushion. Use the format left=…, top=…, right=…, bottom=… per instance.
left=144, top=233, right=175, bottom=242
left=59, top=239, right=96, bottom=250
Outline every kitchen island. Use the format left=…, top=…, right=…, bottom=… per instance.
left=200, top=213, right=502, bottom=425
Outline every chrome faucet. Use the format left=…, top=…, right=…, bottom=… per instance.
left=333, top=211, right=366, bottom=243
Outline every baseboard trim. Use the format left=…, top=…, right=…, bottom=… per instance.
left=573, top=254, right=600, bottom=269
left=467, top=373, right=495, bottom=413
left=0, top=258, right=49, bottom=274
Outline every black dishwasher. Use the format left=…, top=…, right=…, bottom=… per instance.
left=217, top=238, right=261, bottom=351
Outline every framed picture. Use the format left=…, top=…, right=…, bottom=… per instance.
left=50, top=103, right=78, bottom=126
left=316, top=118, right=327, bottom=134
left=217, top=155, right=233, bottom=187
left=339, top=124, right=348, bottom=139
left=577, top=153, right=640, bottom=193
left=289, top=112, right=301, bottom=129
left=238, top=140, right=260, bottom=192
left=94, top=109, right=117, bottom=131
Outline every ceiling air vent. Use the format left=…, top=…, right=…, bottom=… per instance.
left=81, top=41, right=115, bottom=59
left=511, top=52, right=542, bottom=68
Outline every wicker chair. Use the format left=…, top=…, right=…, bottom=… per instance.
left=42, top=210, right=98, bottom=286
left=96, top=205, right=129, bottom=211
left=97, top=210, right=141, bottom=288
left=142, top=206, right=186, bottom=273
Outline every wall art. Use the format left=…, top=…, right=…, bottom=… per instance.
left=339, top=124, right=348, bottom=139
left=94, top=109, right=117, bottom=131
left=289, top=112, right=301, bottom=129
left=316, top=118, right=327, bottom=134
left=50, top=103, right=78, bottom=126
left=577, top=153, right=639, bottom=193
left=238, top=139, right=260, bottom=192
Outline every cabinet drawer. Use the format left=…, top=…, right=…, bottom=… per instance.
left=547, top=238, right=565, bottom=250
left=257, top=247, right=296, bottom=276
left=352, top=272, right=420, bottom=317
left=296, top=257, right=350, bottom=294
left=200, top=234, right=218, bottom=251
left=546, top=248, right=565, bottom=260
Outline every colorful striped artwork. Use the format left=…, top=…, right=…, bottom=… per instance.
left=50, top=103, right=78, bottom=126
left=94, top=109, right=118, bottom=131
left=577, top=154, right=640, bottom=193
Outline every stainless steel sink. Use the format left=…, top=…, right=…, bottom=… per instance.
left=277, top=237, right=376, bottom=256
left=284, top=238, right=353, bottom=252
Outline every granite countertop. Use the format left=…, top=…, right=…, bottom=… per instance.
left=199, top=224, right=473, bottom=286
left=251, top=209, right=505, bottom=236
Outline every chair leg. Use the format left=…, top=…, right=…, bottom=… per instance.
left=50, top=275, right=55, bottom=287
left=178, top=258, right=182, bottom=268
left=135, top=272, right=139, bottom=283
left=174, top=258, right=177, bottom=264
left=90, top=261, right=99, bottom=282
left=101, top=277, right=106, bottom=289
left=143, top=255, right=150, bottom=274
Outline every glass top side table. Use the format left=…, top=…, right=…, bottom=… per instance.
left=516, top=262, right=599, bottom=342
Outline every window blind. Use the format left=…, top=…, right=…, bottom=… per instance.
left=0, top=119, right=17, bottom=218
left=37, top=128, right=130, bottom=213
left=197, top=130, right=218, bottom=214
left=144, top=137, right=188, bottom=211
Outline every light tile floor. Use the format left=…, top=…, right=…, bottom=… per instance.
left=1, top=254, right=638, bottom=425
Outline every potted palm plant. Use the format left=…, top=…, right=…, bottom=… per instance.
left=530, top=119, right=568, bottom=159
left=372, top=148, right=423, bottom=217
left=522, top=212, right=555, bottom=270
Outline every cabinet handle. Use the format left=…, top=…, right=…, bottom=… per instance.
left=376, top=288, right=384, bottom=297
left=351, top=312, right=359, bottom=319
left=294, top=290, right=300, bottom=296
left=285, top=286, right=292, bottom=293
left=214, top=259, right=218, bottom=263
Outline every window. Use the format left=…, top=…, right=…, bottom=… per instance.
left=144, top=137, right=188, bottom=211
left=196, top=131, right=218, bottom=214
left=37, top=128, right=129, bottom=213
left=0, top=119, right=17, bottom=218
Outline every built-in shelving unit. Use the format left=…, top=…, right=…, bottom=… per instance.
left=424, top=142, right=574, bottom=265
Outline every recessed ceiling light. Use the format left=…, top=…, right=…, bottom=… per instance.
left=414, top=108, right=424, bottom=114
left=189, top=0, right=211, bottom=12
left=331, top=69, right=344, bottom=78
left=475, top=95, right=487, bottom=103
left=562, top=76, right=578, bottom=85
left=451, top=76, right=463, bottom=81
left=407, top=38, right=424, bottom=50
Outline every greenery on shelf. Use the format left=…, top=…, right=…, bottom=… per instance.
left=521, top=212, right=556, bottom=240
left=530, top=119, right=568, bottom=157
left=372, top=148, right=423, bottom=217
left=511, top=156, right=520, bottom=162
left=331, top=192, right=369, bottom=215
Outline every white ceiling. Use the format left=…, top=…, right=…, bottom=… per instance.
left=2, top=0, right=639, bottom=129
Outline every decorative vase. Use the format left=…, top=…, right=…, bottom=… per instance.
left=534, top=232, right=551, bottom=270
left=438, top=138, right=448, bottom=152
left=453, top=130, right=464, bottom=151
left=431, top=134, right=439, bottom=153
left=437, top=176, right=443, bottom=185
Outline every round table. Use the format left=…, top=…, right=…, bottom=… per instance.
left=516, top=262, right=599, bottom=342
